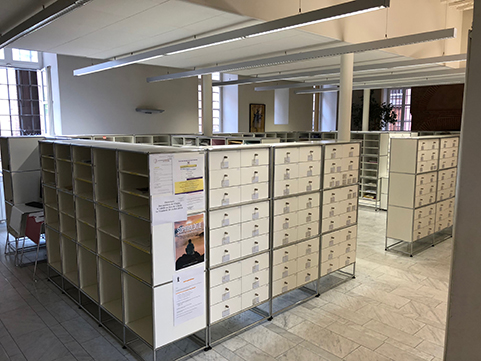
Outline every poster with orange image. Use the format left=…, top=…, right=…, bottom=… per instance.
left=174, top=213, right=205, bottom=271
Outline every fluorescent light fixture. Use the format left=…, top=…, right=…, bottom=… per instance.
left=213, top=53, right=467, bottom=87
left=74, top=0, right=390, bottom=76
left=0, top=0, right=93, bottom=49
left=256, top=68, right=465, bottom=91
left=147, top=28, right=457, bottom=83
left=295, top=76, right=465, bottom=94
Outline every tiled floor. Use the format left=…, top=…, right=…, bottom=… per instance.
left=0, top=208, right=452, bottom=361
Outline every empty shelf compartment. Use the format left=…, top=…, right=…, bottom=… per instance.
left=77, top=221, right=97, bottom=252
left=96, top=204, right=120, bottom=239
left=61, top=236, right=78, bottom=286
left=123, top=242, right=152, bottom=284
left=55, top=144, right=71, bottom=161
left=119, top=151, right=148, bottom=177
left=123, top=273, right=153, bottom=346
left=93, top=148, right=118, bottom=208
left=46, top=228, right=61, bottom=272
left=41, top=156, right=55, bottom=172
left=43, top=185, right=58, bottom=210
left=99, top=258, right=123, bottom=321
left=42, top=170, right=56, bottom=187
left=56, top=160, right=73, bottom=191
left=120, top=172, right=149, bottom=199
left=98, top=231, right=121, bottom=266
left=40, top=142, right=54, bottom=157
left=60, top=212, right=76, bottom=240
left=72, top=145, right=92, bottom=165
left=74, top=178, right=93, bottom=200
left=74, top=163, right=93, bottom=183
left=135, top=136, right=153, bottom=144
left=58, top=190, right=75, bottom=217
left=79, top=247, right=99, bottom=302
left=45, top=205, right=59, bottom=231
left=120, top=192, right=149, bottom=220
left=76, top=197, right=95, bottom=227
left=121, top=213, right=151, bottom=253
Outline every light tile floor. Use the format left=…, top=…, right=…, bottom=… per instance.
left=0, top=208, right=452, bottom=361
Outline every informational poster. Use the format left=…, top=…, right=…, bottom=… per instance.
left=173, top=155, right=204, bottom=212
left=173, top=266, right=205, bottom=326
left=151, top=194, right=187, bottom=225
left=149, top=154, right=174, bottom=195
left=174, top=214, right=205, bottom=271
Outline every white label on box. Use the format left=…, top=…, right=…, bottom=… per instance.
left=252, top=245, right=259, bottom=253
left=331, top=152, right=336, bottom=159
left=307, top=201, right=312, bottom=208
left=346, top=233, right=351, bottom=240
left=282, top=285, right=288, bottom=293
left=305, top=274, right=311, bottom=282
left=284, top=172, right=290, bottom=180
left=331, top=196, right=336, bottom=203
left=283, top=237, right=289, bottom=245
left=307, top=169, right=313, bottom=177
left=252, top=192, right=259, bottom=200
left=329, top=240, right=334, bottom=246
left=328, top=253, right=333, bottom=260
left=329, top=181, right=334, bottom=188
left=329, top=210, right=334, bottom=217
left=222, top=179, right=230, bottom=187
left=253, top=280, right=259, bottom=289
left=222, top=236, right=230, bottom=245
left=222, top=308, right=230, bottom=318
left=221, top=160, right=229, bottom=169
left=284, top=206, right=290, bottom=213
left=306, top=247, right=312, bottom=254
left=282, top=255, right=289, bottom=263
left=306, top=230, right=311, bottom=238
left=346, top=246, right=351, bottom=252
left=306, top=261, right=311, bottom=269
left=349, top=151, right=354, bottom=157
left=306, top=184, right=312, bottom=192
left=282, top=270, right=289, bottom=278
left=283, top=222, right=289, bottom=229
left=252, top=175, right=259, bottom=183
left=252, top=158, right=259, bottom=166
left=222, top=198, right=230, bottom=206
left=222, top=274, right=230, bottom=283
left=337, top=166, right=342, bottom=173
left=330, top=167, right=335, bottom=173
left=222, top=218, right=230, bottom=227
left=252, top=296, right=260, bottom=305
left=222, top=291, right=230, bottom=301
left=347, top=219, right=351, bottom=226
left=252, top=264, right=259, bottom=273
left=329, top=224, right=334, bottom=231
left=284, top=188, right=290, bottom=196
left=306, top=215, right=312, bottom=222
left=252, top=228, right=259, bottom=237
left=252, top=212, right=259, bottom=220
left=222, top=254, right=230, bottom=263
left=284, top=156, right=290, bottom=163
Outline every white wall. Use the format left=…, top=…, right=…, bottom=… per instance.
left=236, top=83, right=312, bottom=132
left=52, top=55, right=198, bottom=135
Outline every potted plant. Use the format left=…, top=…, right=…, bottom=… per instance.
left=351, top=93, right=398, bottom=130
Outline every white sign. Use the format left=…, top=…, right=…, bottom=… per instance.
left=149, top=154, right=174, bottom=195
left=173, top=267, right=205, bottom=326
left=152, top=195, right=187, bottom=225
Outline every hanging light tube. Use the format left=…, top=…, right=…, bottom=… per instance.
left=73, top=0, right=390, bottom=76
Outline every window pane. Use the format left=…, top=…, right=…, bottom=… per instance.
left=9, top=85, right=17, bottom=99
left=0, top=85, right=8, bottom=99
left=212, top=92, right=220, bottom=102
left=213, top=110, right=220, bottom=118
left=0, top=49, right=4, bottom=60
left=198, top=100, right=202, bottom=109
left=0, top=69, right=6, bottom=84
left=10, top=100, right=18, bottom=115
left=12, top=49, right=39, bottom=63
left=212, top=72, right=220, bottom=81
left=0, top=100, right=9, bottom=115
left=213, top=101, right=220, bottom=109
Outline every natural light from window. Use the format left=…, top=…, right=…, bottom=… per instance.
left=386, top=88, right=412, bottom=131
left=12, top=48, right=38, bottom=63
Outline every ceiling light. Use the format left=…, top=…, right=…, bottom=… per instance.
left=0, top=0, right=93, bottom=49
left=213, top=53, right=467, bottom=87
left=146, top=28, right=456, bottom=83
left=73, top=0, right=390, bottom=76
left=256, top=68, right=465, bottom=91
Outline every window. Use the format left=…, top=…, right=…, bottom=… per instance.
left=386, top=88, right=412, bottom=131
left=212, top=72, right=221, bottom=133
left=12, top=48, right=38, bottom=63
left=312, top=94, right=316, bottom=131
left=198, top=75, right=202, bottom=133
left=0, top=67, right=45, bottom=136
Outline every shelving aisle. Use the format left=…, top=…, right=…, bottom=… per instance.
left=41, top=139, right=208, bottom=361
left=386, top=135, right=459, bottom=256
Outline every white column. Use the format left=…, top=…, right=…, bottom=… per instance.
left=202, top=74, right=213, bottom=136
left=338, top=53, right=354, bottom=141
left=445, top=7, right=480, bottom=360
left=362, top=88, right=370, bottom=131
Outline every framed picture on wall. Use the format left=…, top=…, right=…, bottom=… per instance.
left=249, top=103, right=266, bottom=132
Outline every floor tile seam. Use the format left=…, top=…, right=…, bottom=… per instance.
left=339, top=344, right=361, bottom=360
left=384, top=338, right=436, bottom=361
left=0, top=319, right=28, bottom=360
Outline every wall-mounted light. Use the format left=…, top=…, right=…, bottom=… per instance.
left=135, top=108, right=164, bottom=114
left=73, top=0, right=390, bottom=76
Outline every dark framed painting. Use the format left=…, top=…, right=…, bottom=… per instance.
left=249, top=103, right=266, bottom=132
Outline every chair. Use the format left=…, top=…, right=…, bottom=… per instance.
left=23, top=212, right=45, bottom=279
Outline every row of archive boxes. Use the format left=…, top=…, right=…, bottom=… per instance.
left=320, top=225, right=357, bottom=276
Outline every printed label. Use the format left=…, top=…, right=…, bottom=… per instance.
left=252, top=158, right=259, bottom=166
left=221, top=161, right=229, bottom=169
left=282, top=270, right=289, bottom=278
left=222, top=179, right=230, bottom=187
left=222, top=198, right=230, bottom=206
left=222, top=219, right=230, bottom=227
left=252, top=264, right=259, bottom=273
left=222, top=274, right=230, bottom=283
left=252, top=245, right=259, bottom=253
left=222, top=292, right=230, bottom=301
left=252, top=296, right=260, bottom=305
left=222, top=308, right=230, bottom=318
left=282, top=255, right=289, bottom=263
left=252, top=281, right=259, bottom=289
left=222, top=254, right=230, bottom=263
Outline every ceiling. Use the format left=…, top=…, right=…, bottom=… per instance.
left=3, top=0, right=468, bottom=87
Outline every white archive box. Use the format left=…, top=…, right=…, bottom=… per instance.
left=240, top=200, right=269, bottom=222
left=275, top=147, right=299, bottom=165
left=275, top=164, right=299, bottom=181
left=274, top=197, right=299, bottom=216
left=240, top=148, right=269, bottom=167
left=298, top=145, right=321, bottom=162
left=209, top=150, right=241, bottom=170
left=240, top=166, right=269, bottom=185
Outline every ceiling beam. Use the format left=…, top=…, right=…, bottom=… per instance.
left=212, top=53, right=466, bottom=87
left=146, top=28, right=457, bottom=83
left=0, top=0, right=93, bottom=49
left=73, top=0, right=390, bottom=76
left=255, top=68, right=465, bottom=91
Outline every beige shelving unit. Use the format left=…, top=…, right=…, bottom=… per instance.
left=386, top=135, right=459, bottom=256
